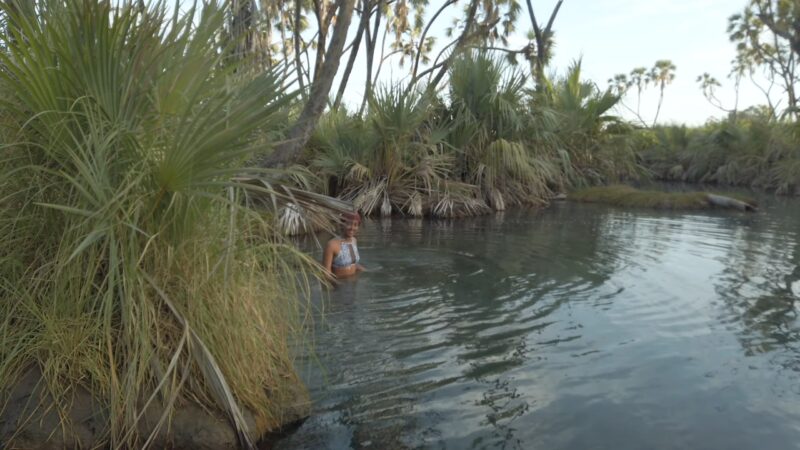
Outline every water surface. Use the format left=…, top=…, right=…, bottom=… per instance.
left=278, top=196, right=800, bottom=450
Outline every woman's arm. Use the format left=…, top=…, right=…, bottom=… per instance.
left=321, top=240, right=338, bottom=279
left=353, top=238, right=365, bottom=272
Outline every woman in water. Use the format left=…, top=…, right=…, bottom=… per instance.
left=322, top=211, right=365, bottom=279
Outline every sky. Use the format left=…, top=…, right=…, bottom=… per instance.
left=536, top=0, right=759, bottom=125
left=338, top=0, right=770, bottom=126
left=177, top=0, right=771, bottom=125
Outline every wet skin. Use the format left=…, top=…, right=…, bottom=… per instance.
left=322, top=220, right=364, bottom=279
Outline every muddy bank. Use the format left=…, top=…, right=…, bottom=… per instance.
left=1, top=367, right=310, bottom=449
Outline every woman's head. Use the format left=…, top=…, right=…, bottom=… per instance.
left=340, top=211, right=361, bottom=238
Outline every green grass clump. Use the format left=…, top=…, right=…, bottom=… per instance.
left=0, top=1, right=318, bottom=447
left=569, top=185, right=754, bottom=210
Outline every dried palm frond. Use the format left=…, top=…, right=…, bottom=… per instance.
left=404, top=192, right=424, bottom=217
left=489, top=188, right=505, bottom=211
left=380, top=192, right=392, bottom=217
left=345, top=179, right=387, bottom=216
left=234, top=176, right=355, bottom=235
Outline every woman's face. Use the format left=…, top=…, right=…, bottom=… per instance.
left=342, top=220, right=360, bottom=238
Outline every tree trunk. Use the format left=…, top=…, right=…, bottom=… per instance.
left=293, top=0, right=306, bottom=94
left=705, top=193, right=757, bottom=211
left=427, top=0, right=480, bottom=92
left=313, top=0, right=326, bottom=81
left=525, top=0, right=563, bottom=85
left=231, top=0, right=257, bottom=60
left=333, top=0, right=371, bottom=110
left=359, top=0, right=383, bottom=115
left=263, top=0, right=357, bottom=167
left=411, top=0, right=456, bottom=78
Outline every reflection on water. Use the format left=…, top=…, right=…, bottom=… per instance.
left=278, top=196, right=800, bottom=450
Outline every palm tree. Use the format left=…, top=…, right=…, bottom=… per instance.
left=538, top=60, right=641, bottom=185
left=0, top=1, right=327, bottom=447
left=650, top=59, right=676, bottom=126
left=449, top=51, right=550, bottom=210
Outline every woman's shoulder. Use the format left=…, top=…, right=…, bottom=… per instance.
left=325, top=238, right=342, bottom=250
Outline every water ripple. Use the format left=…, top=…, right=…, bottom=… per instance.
left=279, top=199, right=800, bottom=450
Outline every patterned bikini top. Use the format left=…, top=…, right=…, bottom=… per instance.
left=332, top=239, right=360, bottom=268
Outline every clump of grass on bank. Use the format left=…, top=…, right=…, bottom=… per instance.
left=569, top=185, right=757, bottom=211
left=0, top=1, right=320, bottom=447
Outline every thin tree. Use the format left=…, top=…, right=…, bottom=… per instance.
left=729, top=2, right=798, bottom=118
left=649, top=59, right=676, bottom=126
left=333, top=0, right=373, bottom=109
left=264, top=0, right=356, bottom=167
left=524, top=0, right=563, bottom=86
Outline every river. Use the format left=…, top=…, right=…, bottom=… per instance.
left=277, top=195, right=800, bottom=450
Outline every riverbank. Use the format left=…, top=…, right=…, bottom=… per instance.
left=1, top=367, right=310, bottom=449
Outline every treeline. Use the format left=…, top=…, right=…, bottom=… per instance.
left=641, top=110, right=800, bottom=196
left=240, top=0, right=800, bottom=228
left=294, top=55, right=642, bottom=219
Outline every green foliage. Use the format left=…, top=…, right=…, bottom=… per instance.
left=449, top=51, right=553, bottom=209
left=310, top=86, right=462, bottom=216
left=538, top=61, right=643, bottom=187
left=309, top=110, right=376, bottom=188
left=304, top=54, right=648, bottom=217
left=640, top=115, right=800, bottom=194
left=0, top=1, right=319, bottom=446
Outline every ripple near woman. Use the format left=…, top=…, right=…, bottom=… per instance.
left=322, top=211, right=365, bottom=280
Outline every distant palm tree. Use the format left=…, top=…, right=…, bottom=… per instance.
left=650, top=59, right=676, bottom=126
left=629, top=66, right=649, bottom=120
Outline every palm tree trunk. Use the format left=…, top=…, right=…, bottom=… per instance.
left=333, top=0, right=371, bottom=110
left=231, top=0, right=257, bottom=60
left=525, top=0, right=563, bottom=85
left=652, top=82, right=665, bottom=127
left=359, top=0, right=383, bottom=115
left=263, top=0, right=357, bottom=167
left=313, top=0, right=326, bottom=81
left=427, top=0, right=479, bottom=91
left=293, top=0, right=306, bottom=95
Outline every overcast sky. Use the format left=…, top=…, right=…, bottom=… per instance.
left=538, top=0, right=762, bottom=125
left=182, top=0, right=771, bottom=125
left=337, top=0, right=772, bottom=126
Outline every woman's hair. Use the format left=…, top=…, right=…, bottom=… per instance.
left=341, top=210, right=361, bottom=225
